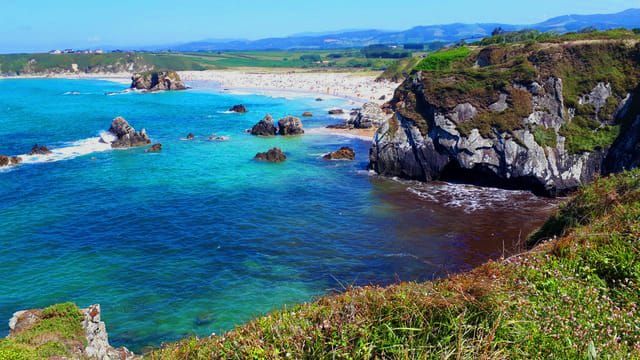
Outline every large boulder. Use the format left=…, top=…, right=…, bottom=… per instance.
left=108, top=117, right=151, bottom=148
left=131, top=71, right=187, bottom=91
left=278, top=116, right=304, bottom=136
left=323, top=147, right=355, bottom=161
left=250, top=115, right=277, bottom=136
left=255, top=148, right=287, bottom=163
left=0, top=155, right=22, bottom=167
left=348, top=103, right=389, bottom=129
left=28, top=144, right=52, bottom=155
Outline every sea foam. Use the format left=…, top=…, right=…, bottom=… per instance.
left=17, top=131, right=116, bottom=165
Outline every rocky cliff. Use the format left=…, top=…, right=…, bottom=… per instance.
left=370, top=40, right=640, bottom=195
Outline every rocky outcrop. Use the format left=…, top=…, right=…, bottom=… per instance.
left=370, top=42, right=640, bottom=196
left=302, top=112, right=313, bottom=117
left=0, top=155, right=22, bottom=167
left=347, top=103, right=389, bottom=129
left=131, top=71, right=187, bottom=91
left=324, top=147, right=355, bottom=161
left=8, top=304, right=137, bottom=360
left=108, top=117, right=151, bottom=148
left=146, top=143, right=162, bottom=152
left=278, top=116, right=305, bottom=136
left=186, top=133, right=195, bottom=140
left=251, top=115, right=278, bottom=136
left=255, top=148, right=287, bottom=163
left=329, top=109, right=344, bottom=115
left=604, top=85, right=640, bottom=173
left=229, top=105, right=247, bottom=113
left=28, top=144, right=52, bottom=155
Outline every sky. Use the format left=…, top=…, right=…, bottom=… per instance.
left=0, top=0, right=638, bottom=53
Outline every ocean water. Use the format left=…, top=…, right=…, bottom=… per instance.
left=0, top=79, right=556, bottom=351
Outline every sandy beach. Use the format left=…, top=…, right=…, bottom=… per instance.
left=179, top=70, right=398, bottom=105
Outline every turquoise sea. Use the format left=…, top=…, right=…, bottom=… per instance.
left=0, top=79, right=555, bottom=351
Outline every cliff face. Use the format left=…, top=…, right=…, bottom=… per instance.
left=370, top=41, right=640, bottom=195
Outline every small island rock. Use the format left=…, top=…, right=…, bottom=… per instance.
left=278, top=116, right=305, bottom=136
left=255, top=148, right=287, bottom=163
left=229, top=105, right=247, bottom=113
left=186, top=133, right=195, bottom=140
left=250, top=115, right=278, bottom=136
left=302, top=112, right=313, bottom=117
left=323, top=147, right=356, bottom=161
left=328, top=109, right=344, bottom=115
left=131, top=71, right=187, bottom=91
left=108, top=117, right=151, bottom=148
left=28, top=144, right=52, bottom=155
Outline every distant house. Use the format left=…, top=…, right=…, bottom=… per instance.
left=64, top=49, right=74, bottom=54
left=94, top=49, right=104, bottom=54
left=49, top=50, right=62, bottom=54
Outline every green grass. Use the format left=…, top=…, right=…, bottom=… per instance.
left=414, top=47, right=472, bottom=72
left=148, top=170, right=640, bottom=359
left=559, top=117, right=621, bottom=154
left=0, top=303, right=85, bottom=360
left=533, top=126, right=558, bottom=148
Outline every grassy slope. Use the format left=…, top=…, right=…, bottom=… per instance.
left=149, top=170, right=640, bottom=359
left=0, top=303, right=85, bottom=360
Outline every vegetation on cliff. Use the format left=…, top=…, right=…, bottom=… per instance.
left=0, top=303, right=85, bottom=360
left=148, top=169, right=640, bottom=359
left=393, top=31, right=640, bottom=155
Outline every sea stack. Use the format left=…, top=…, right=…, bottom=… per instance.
left=131, top=71, right=187, bottom=91
left=108, top=117, right=151, bottom=148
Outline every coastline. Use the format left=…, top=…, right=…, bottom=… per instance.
left=0, top=70, right=392, bottom=141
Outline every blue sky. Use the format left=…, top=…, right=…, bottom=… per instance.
left=0, top=0, right=638, bottom=52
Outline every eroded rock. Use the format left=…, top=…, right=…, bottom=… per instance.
left=131, top=71, right=187, bottom=91
left=250, top=115, right=278, bottom=136
left=108, top=117, right=151, bottom=148
left=278, top=116, right=304, bottom=136
left=323, top=147, right=355, bottom=161
left=255, top=148, right=286, bottom=163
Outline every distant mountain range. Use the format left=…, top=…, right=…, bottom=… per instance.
left=169, top=9, right=640, bottom=51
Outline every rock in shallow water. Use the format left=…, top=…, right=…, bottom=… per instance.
left=324, top=147, right=356, bottom=161
left=278, top=116, right=304, bottom=136
left=28, top=144, right=52, bottom=155
left=229, top=104, right=247, bottom=113
left=0, top=155, right=22, bottom=167
left=250, top=115, right=278, bottom=136
left=146, top=143, right=162, bottom=153
left=255, top=148, right=287, bottom=163
left=109, top=117, right=151, bottom=148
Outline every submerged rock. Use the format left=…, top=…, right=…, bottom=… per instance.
left=250, top=115, right=277, bottom=136
left=255, top=148, right=287, bottom=163
left=28, top=144, right=52, bottom=155
left=328, top=109, right=344, bottom=115
left=208, top=135, right=230, bottom=142
left=278, top=116, right=305, bottom=136
left=302, top=111, right=313, bottom=117
left=108, top=117, right=151, bottom=148
left=323, top=147, right=355, bottom=161
left=186, top=133, right=195, bottom=140
left=0, top=155, right=22, bottom=167
left=146, top=143, right=162, bottom=152
left=131, top=71, right=187, bottom=91
left=229, top=104, right=247, bottom=113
